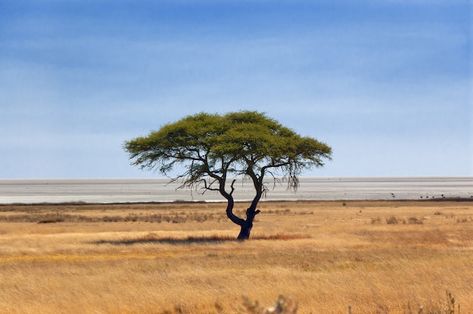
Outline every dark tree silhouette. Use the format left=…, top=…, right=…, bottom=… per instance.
left=124, top=111, right=332, bottom=240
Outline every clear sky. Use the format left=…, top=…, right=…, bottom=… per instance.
left=0, top=0, right=472, bottom=178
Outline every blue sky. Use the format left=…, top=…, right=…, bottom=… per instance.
left=0, top=0, right=471, bottom=178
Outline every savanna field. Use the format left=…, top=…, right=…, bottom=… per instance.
left=0, top=201, right=472, bottom=313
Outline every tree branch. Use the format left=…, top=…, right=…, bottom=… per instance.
left=199, top=178, right=220, bottom=193
left=229, top=179, right=237, bottom=196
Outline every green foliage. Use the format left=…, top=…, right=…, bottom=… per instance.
left=124, top=111, right=331, bottom=193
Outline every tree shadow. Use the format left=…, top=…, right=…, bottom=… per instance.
left=93, top=235, right=236, bottom=245
left=92, top=233, right=309, bottom=246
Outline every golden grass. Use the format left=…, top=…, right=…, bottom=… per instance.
left=0, top=201, right=472, bottom=313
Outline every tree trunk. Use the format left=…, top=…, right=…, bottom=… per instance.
left=223, top=194, right=247, bottom=239
left=237, top=206, right=260, bottom=240
left=237, top=223, right=252, bottom=240
left=221, top=188, right=261, bottom=241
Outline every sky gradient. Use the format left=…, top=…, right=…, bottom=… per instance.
left=1, top=0, right=472, bottom=178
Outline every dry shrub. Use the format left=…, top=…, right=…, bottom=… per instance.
left=385, top=216, right=423, bottom=225
left=406, top=290, right=459, bottom=314
left=371, top=217, right=382, bottom=224
left=456, top=217, right=471, bottom=223
left=407, top=217, right=424, bottom=225
left=37, top=217, right=65, bottom=224
left=242, top=291, right=459, bottom=314
left=265, top=209, right=291, bottom=214
left=242, top=295, right=298, bottom=314
left=161, top=303, right=190, bottom=314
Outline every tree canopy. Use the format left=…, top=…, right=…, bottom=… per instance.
left=125, top=111, right=332, bottom=239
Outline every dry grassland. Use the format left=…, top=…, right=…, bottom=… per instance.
left=0, top=201, right=472, bottom=313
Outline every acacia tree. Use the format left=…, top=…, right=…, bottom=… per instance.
left=124, top=111, right=332, bottom=240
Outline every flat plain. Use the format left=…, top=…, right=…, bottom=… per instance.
left=1, top=177, right=472, bottom=203
left=0, top=201, right=472, bottom=313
